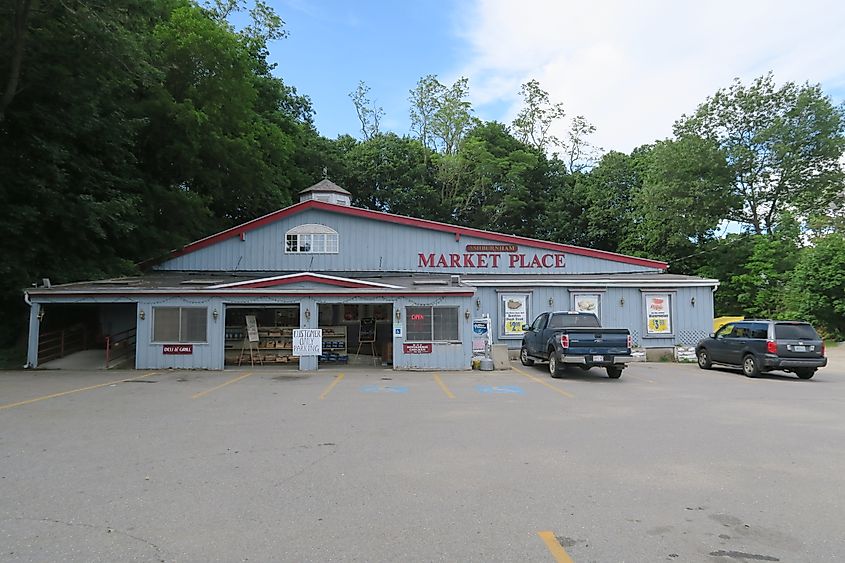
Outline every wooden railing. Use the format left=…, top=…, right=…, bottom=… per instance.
left=105, top=327, right=136, bottom=369
left=38, top=325, right=88, bottom=364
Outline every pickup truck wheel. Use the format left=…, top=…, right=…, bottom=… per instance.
left=606, top=366, right=623, bottom=379
left=696, top=349, right=712, bottom=369
left=549, top=353, right=563, bottom=378
left=742, top=354, right=760, bottom=378
left=795, top=368, right=815, bottom=379
left=519, top=347, right=534, bottom=366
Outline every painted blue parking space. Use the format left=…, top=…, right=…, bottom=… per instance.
left=360, top=385, right=409, bottom=394
left=476, top=384, right=525, bottom=395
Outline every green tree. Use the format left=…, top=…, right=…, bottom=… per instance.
left=335, top=133, right=443, bottom=219
left=786, top=233, right=845, bottom=339
left=349, top=80, right=383, bottom=141
left=675, top=73, right=845, bottom=235
left=620, top=136, right=737, bottom=266
left=730, top=215, right=802, bottom=318
left=451, top=122, right=549, bottom=237
left=0, top=0, right=328, bottom=345
left=512, top=79, right=566, bottom=152
left=408, top=75, right=477, bottom=156
left=564, top=151, right=640, bottom=251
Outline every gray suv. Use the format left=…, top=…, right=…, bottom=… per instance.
left=696, top=320, right=827, bottom=379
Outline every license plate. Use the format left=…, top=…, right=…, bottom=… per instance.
left=592, top=355, right=604, bottom=363
left=792, top=345, right=806, bottom=352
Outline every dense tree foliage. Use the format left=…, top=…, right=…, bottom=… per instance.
left=1, top=0, right=843, bottom=349
left=675, top=73, right=845, bottom=235
left=0, top=0, right=324, bottom=344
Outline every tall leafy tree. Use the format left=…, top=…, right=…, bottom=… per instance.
left=511, top=79, right=599, bottom=172
left=675, top=73, right=845, bottom=235
left=335, top=133, right=443, bottom=219
left=408, top=74, right=477, bottom=156
left=451, top=122, right=549, bottom=237
left=620, top=136, right=737, bottom=265
left=730, top=215, right=802, bottom=318
left=512, top=79, right=566, bottom=152
left=0, top=0, right=327, bottom=345
left=349, top=80, right=383, bottom=141
left=786, top=233, right=845, bottom=339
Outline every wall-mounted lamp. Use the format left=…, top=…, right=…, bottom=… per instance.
left=548, top=296, right=554, bottom=307
left=304, top=308, right=311, bottom=320
left=138, top=309, right=145, bottom=320
left=212, top=308, right=219, bottom=321
left=464, top=309, right=471, bottom=320
left=690, top=297, right=696, bottom=307
left=619, top=297, right=625, bottom=307
left=37, top=308, right=45, bottom=322
left=475, top=297, right=481, bottom=309
left=395, top=309, right=402, bottom=321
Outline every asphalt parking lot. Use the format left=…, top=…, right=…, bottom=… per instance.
left=1, top=353, right=844, bottom=562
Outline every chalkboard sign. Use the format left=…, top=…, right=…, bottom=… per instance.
left=359, top=317, right=376, bottom=343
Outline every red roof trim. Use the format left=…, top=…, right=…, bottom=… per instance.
left=164, top=200, right=668, bottom=269
left=32, top=291, right=475, bottom=298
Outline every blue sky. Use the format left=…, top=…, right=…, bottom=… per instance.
left=269, top=1, right=472, bottom=139
left=265, top=0, right=845, bottom=153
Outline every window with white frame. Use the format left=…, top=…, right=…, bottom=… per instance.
left=406, top=306, right=459, bottom=342
left=153, top=307, right=208, bottom=343
left=285, top=224, right=339, bottom=254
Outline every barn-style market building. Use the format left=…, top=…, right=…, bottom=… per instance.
left=25, top=180, right=718, bottom=371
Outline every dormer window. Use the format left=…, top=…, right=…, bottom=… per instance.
left=285, top=224, right=339, bottom=254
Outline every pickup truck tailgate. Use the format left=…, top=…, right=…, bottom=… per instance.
left=565, top=328, right=629, bottom=354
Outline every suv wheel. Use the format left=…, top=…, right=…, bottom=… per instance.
left=520, top=347, right=534, bottom=366
left=696, top=349, right=712, bottom=369
left=795, top=368, right=815, bottom=380
left=742, top=354, right=760, bottom=378
left=549, top=352, right=563, bottom=378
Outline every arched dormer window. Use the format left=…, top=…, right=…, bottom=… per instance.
left=285, top=224, right=339, bottom=254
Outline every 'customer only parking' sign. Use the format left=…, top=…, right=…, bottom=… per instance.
left=293, top=329, right=322, bottom=356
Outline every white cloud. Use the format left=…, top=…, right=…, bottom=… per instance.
left=456, top=0, right=845, bottom=154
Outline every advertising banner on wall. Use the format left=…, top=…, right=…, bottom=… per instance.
left=645, top=294, right=671, bottom=334
left=472, top=316, right=492, bottom=354
left=501, top=293, right=529, bottom=337
left=573, top=293, right=601, bottom=318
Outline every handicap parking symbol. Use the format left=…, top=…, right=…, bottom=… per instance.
left=360, top=385, right=409, bottom=394
left=476, top=385, right=524, bottom=395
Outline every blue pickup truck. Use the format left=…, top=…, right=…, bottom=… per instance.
left=520, top=311, right=633, bottom=379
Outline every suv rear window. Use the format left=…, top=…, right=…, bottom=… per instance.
left=774, top=323, right=818, bottom=340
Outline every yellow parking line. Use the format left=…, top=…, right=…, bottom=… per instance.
left=512, top=366, right=574, bottom=398
left=319, top=373, right=345, bottom=399
left=191, top=372, right=253, bottom=399
left=434, top=373, right=455, bottom=399
left=538, top=531, right=575, bottom=563
left=0, top=372, right=159, bottom=411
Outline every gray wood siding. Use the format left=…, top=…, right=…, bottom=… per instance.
left=157, top=209, right=659, bottom=275
left=136, top=296, right=225, bottom=370
left=476, top=285, right=714, bottom=349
